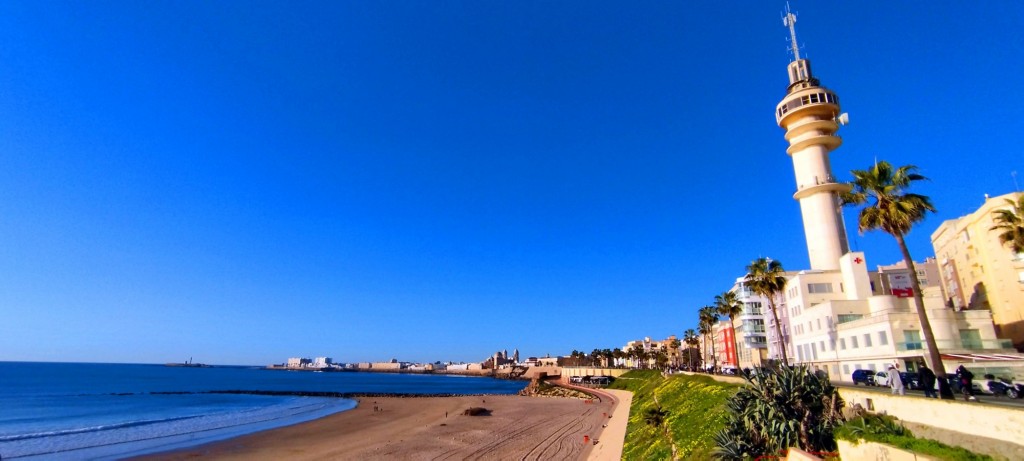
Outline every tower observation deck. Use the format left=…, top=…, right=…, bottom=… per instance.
left=776, top=7, right=850, bottom=271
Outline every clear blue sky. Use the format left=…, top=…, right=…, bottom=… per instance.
left=1, top=2, right=1021, bottom=365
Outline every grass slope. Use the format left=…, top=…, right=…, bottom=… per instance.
left=607, top=371, right=739, bottom=460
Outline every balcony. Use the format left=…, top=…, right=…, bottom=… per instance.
left=895, top=339, right=1014, bottom=352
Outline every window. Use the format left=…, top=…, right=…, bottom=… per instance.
left=817, top=319, right=821, bottom=330
left=878, top=331, right=888, bottom=345
left=843, top=364, right=850, bottom=375
left=960, top=329, right=982, bottom=349
left=904, top=330, right=923, bottom=350
left=840, top=338, right=846, bottom=350
left=837, top=314, right=863, bottom=324
left=851, top=336, right=859, bottom=348
left=808, top=283, right=833, bottom=293
left=868, top=363, right=877, bottom=371
left=820, top=340, right=825, bottom=352
left=830, top=340, right=836, bottom=351
left=864, top=334, right=872, bottom=347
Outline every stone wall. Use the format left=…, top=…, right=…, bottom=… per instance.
left=838, top=388, right=1024, bottom=450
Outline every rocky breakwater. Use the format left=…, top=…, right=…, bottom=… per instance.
left=518, top=379, right=594, bottom=399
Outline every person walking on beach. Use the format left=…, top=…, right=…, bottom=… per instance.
left=918, top=363, right=937, bottom=398
left=887, top=364, right=905, bottom=396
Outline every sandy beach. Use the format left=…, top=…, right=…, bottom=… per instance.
left=136, top=390, right=628, bottom=461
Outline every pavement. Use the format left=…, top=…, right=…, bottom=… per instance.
left=554, top=378, right=632, bottom=461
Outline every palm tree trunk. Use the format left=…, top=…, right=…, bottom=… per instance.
left=768, top=296, right=789, bottom=366
left=730, top=315, right=740, bottom=368
left=896, top=233, right=953, bottom=399
left=710, top=331, right=717, bottom=371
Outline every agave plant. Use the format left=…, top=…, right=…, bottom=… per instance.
left=714, top=365, right=845, bottom=459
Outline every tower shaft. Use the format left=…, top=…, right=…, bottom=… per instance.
left=776, top=20, right=849, bottom=271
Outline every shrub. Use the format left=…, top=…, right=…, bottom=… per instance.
left=714, top=365, right=844, bottom=460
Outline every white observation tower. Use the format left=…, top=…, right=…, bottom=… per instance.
left=775, top=5, right=850, bottom=271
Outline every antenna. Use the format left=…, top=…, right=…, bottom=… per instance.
left=1013, top=170, right=1020, bottom=192
left=782, top=2, right=801, bottom=61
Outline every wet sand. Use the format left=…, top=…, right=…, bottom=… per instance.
left=135, top=393, right=626, bottom=461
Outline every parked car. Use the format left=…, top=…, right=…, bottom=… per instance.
left=874, top=370, right=891, bottom=387
left=851, top=369, right=875, bottom=386
left=902, top=372, right=921, bottom=390
left=874, top=370, right=918, bottom=388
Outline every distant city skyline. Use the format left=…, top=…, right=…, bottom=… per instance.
left=1, top=2, right=1021, bottom=365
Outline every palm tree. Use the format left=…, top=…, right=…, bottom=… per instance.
left=699, top=305, right=719, bottom=370
left=683, top=329, right=700, bottom=370
left=990, top=194, right=1024, bottom=254
left=669, top=338, right=682, bottom=368
left=612, top=348, right=624, bottom=368
left=696, top=322, right=712, bottom=370
left=629, top=344, right=646, bottom=369
left=841, top=161, right=951, bottom=398
left=716, top=291, right=744, bottom=368
left=745, top=257, right=789, bottom=366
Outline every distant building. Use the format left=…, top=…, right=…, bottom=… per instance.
left=620, top=336, right=679, bottom=369
left=932, top=192, right=1024, bottom=349
left=876, top=258, right=940, bottom=298
left=286, top=357, right=312, bottom=368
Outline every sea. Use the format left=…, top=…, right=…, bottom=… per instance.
left=0, top=362, right=527, bottom=460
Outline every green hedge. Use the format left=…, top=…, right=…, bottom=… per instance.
left=607, top=371, right=739, bottom=460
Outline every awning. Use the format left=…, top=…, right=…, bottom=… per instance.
left=940, top=353, right=1024, bottom=362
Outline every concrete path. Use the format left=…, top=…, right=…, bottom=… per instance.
left=550, top=378, right=632, bottom=461
left=584, top=388, right=631, bottom=461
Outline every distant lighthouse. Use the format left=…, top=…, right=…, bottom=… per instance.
left=775, top=5, right=850, bottom=271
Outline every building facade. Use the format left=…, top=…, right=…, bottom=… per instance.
left=730, top=278, right=770, bottom=368
left=877, top=258, right=941, bottom=298
left=931, top=192, right=1024, bottom=349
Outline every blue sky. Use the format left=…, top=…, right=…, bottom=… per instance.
left=1, top=2, right=1021, bottom=365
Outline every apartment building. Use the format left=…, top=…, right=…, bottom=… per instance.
left=932, top=192, right=1024, bottom=349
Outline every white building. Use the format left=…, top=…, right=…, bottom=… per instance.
left=730, top=278, right=770, bottom=368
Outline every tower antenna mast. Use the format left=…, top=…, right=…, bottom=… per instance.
left=783, top=2, right=801, bottom=61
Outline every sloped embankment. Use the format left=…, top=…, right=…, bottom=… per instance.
left=607, top=371, right=739, bottom=460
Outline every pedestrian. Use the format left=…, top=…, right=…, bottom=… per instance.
left=956, top=365, right=977, bottom=401
left=918, top=363, right=937, bottom=398
left=887, top=364, right=905, bottom=396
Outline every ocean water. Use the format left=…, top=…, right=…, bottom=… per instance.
left=0, top=362, right=527, bottom=460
